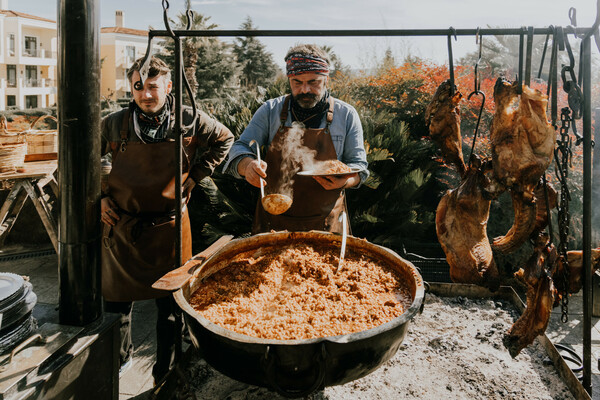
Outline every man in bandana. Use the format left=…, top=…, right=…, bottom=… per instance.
left=224, top=44, right=368, bottom=234
left=100, top=56, right=233, bottom=385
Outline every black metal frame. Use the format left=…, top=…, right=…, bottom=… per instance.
left=140, top=2, right=600, bottom=395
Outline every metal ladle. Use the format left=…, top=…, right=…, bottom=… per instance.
left=249, top=140, right=292, bottom=215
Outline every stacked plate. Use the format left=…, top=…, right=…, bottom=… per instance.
left=0, top=273, right=37, bottom=355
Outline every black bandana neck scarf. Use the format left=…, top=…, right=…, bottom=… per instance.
left=134, top=95, right=172, bottom=143
left=290, top=91, right=330, bottom=129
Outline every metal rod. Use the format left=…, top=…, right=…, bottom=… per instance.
left=174, top=37, right=183, bottom=279
left=550, top=31, right=558, bottom=126
left=525, top=26, right=534, bottom=86
left=593, top=108, right=600, bottom=245
left=517, top=27, right=525, bottom=92
left=57, top=0, right=102, bottom=325
left=582, top=34, right=593, bottom=396
left=447, top=28, right=456, bottom=95
left=148, top=27, right=587, bottom=38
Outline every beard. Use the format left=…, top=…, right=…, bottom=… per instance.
left=294, top=93, right=321, bottom=109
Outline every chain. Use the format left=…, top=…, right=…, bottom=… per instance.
left=555, top=107, right=573, bottom=323
left=561, top=30, right=583, bottom=120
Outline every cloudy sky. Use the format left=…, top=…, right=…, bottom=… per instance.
left=13, top=0, right=600, bottom=69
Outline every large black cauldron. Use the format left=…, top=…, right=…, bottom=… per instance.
left=174, top=231, right=424, bottom=398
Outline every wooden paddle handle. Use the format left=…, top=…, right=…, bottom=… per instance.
left=152, top=235, right=234, bottom=291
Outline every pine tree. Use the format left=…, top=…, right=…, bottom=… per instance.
left=379, top=48, right=396, bottom=73
left=158, top=1, right=238, bottom=100
left=233, top=17, right=280, bottom=89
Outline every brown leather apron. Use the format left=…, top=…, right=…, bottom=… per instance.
left=252, top=95, right=348, bottom=234
left=102, top=110, right=196, bottom=301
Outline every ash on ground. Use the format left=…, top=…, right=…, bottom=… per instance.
left=181, top=294, right=575, bottom=400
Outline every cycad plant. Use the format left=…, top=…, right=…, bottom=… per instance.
left=347, top=108, right=441, bottom=253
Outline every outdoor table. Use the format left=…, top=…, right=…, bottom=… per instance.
left=0, top=161, right=58, bottom=252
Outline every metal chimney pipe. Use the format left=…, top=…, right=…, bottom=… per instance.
left=57, top=0, right=102, bottom=325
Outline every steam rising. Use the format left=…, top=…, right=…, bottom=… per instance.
left=272, top=122, right=321, bottom=198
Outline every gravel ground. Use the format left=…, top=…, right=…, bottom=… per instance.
left=181, top=293, right=576, bottom=400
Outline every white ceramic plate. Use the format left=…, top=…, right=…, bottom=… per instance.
left=297, top=167, right=362, bottom=177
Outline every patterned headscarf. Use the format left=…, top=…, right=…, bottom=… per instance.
left=286, top=53, right=330, bottom=77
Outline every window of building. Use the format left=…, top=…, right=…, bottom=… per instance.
left=8, top=34, right=15, bottom=56
left=6, top=95, right=16, bottom=107
left=25, top=66, right=38, bottom=87
left=7, top=65, right=16, bottom=87
left=125, top=46, right=136, bottom=63
left=24, top=36, right=37, bottom=56
left=25, top=95, right=38, bottom=109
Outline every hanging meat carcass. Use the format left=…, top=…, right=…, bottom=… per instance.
left=503, top=233, right=557, bottom=358
left=425, top=79, right=467, bottom=178
left=435, top=156, right=500, bottom=290
left=530, top=180, right=558, bottom=238
left=490, top=78, right=556, bottom=253
left=554, top=248, right=600, bottom=294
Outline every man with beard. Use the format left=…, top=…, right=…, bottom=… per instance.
left=100, top=56, right=233, bottom=385
left=224, top=44, right=368, bottom=234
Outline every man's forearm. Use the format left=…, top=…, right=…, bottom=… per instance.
left=237, top=156, right=254, bottom=177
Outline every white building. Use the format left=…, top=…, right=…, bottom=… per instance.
left=0, top=0, right=57, bottom=110
left=0, top=5, right=156, bottom=110
left=101, top=11, right=150, bottom=101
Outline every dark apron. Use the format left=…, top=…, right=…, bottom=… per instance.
left=252, top=95, right=348, bottom=234
left=102, top=110, right=196, bottom=301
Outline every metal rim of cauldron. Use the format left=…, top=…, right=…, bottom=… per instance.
left=174, top=231, right=425, bottom=397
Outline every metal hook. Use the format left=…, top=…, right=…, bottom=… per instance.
left=569, top=7, right=577, bottom=30
left=466, top=28, right=485, bottom=167
left=467, top=91, right=486, bottom=167
left=159, top=0, right=198, bottom=133
left=447, top=27, right=457, bottom=95
left=561, top=29, right=583, bottom=119
left=134, top=44, right=153, bottom=91
left=185, top=9, right=194, bottom=31
left=132, top=0, right=175, bottom=91
left=162, top=0, right=176, bottom=38
left=537, top=25, right=553, bottom=79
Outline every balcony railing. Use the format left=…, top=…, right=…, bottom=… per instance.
left=2, top=78, right=56, bottom=89
left=22, top=49, right=57, bottom=59
left=24, top=79, right=42, bottom=88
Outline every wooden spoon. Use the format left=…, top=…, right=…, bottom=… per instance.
left=152, top=235, right=233, bottom=291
